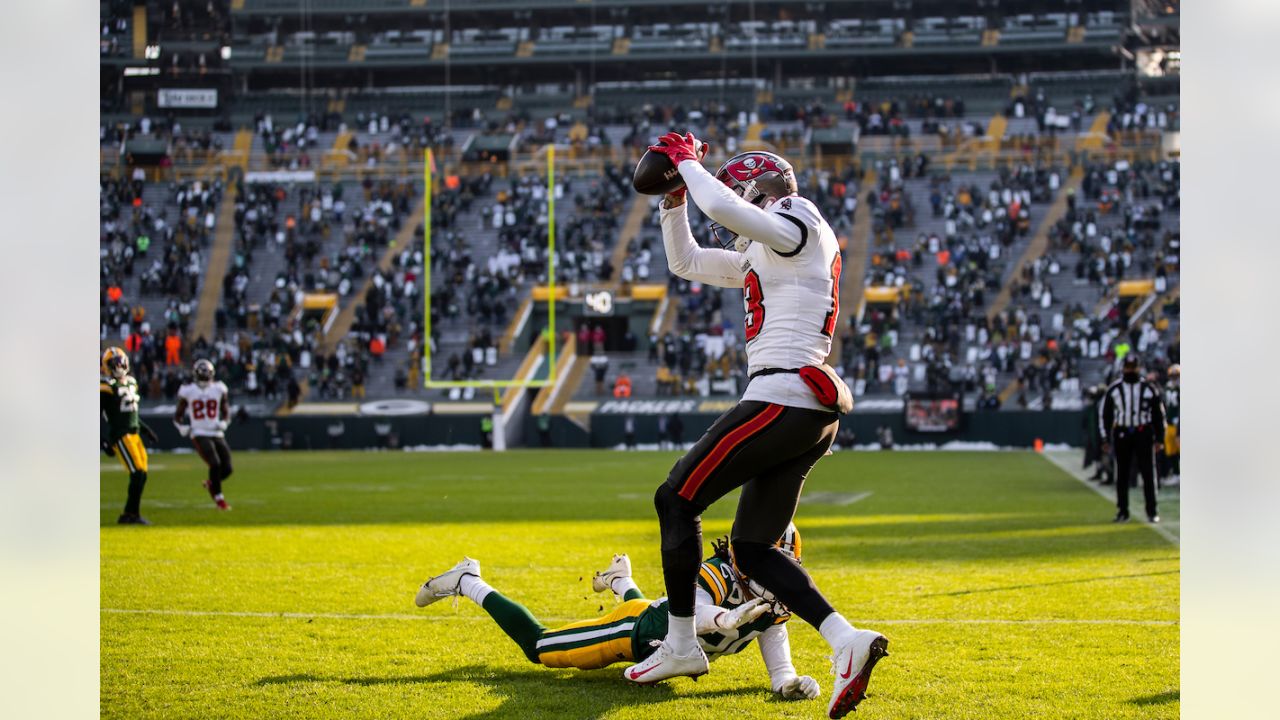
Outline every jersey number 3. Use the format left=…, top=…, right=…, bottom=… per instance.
left=744, top=256, right=841, bottom=342
left=192, top=399, right=218, bottom=420
left=743, top=270, right=765, bottom=342
left=822, top=255, right=842, bottom=337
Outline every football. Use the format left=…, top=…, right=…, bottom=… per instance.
left=632, top=140, right=702, bottom=195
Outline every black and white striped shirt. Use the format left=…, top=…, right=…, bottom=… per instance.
left=1099, top=378, right=1166, bottom=437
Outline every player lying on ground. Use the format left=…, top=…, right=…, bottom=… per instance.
left=414, top=529, right=822, bottom=700
left=637, top=132, right=887, bottom=718
left=173, top=358, right=234, bottom=510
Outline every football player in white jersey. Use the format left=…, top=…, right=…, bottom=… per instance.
left=625, top=132, right=887, bottom=719
left=174, top=359, right=234, bottom=510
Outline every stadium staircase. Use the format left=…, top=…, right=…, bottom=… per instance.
left=831, top=169, right=878, bottom=368
left=189, top=130, right=252, bottom=345
left=295, top=193, right=428, bottom=404
left=986, top=167, right=1083, bottom=321
left=117, top=184, right=219, bottom=338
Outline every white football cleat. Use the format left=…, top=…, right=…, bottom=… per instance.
left=828, top=630, right=889, bottom=718
left=623, top=639, right=709, bottom=685
left=414, top=557, right=480, bottom=608
left=591, top=553, right=632, bottom=594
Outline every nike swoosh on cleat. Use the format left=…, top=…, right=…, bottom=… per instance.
left=839, top=654, right=855, bottom=680
left=628, top=664, right=661, bottom=680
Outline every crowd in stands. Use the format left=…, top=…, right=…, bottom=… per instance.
left=100, top=0, right=132, bottom=57
left=558, top=165, right=629, bottom=283
left=156, top=0, right=229, bottom=43
left=1052, top=160, right=1180, bottom=293
left=842, top=155, right=1178, bottom=408
left=101, top=117, right=229, bottom=165
left=843, top=162, right=1063, bottom=402
left=191, top=173, right=422, bottom=404
left=254, top=111, right=458, bottom=171
left=100, top=175, right=224, bottom=400
left=98, top=68, right=1180, bottom=409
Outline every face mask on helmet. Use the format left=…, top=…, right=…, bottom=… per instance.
left=103, top=349, right=130, bottom=379
left=194, top=360, right=215, bottom=386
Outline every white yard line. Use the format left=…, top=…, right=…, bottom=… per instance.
left=100, top=607, right=1175, bottom=626
left=1041, top=450, right=1179, bottom=546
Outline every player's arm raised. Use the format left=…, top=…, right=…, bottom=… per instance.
left=658, top=198, right=746, bottom=288
left=758, top=623, right=821, bottom=700
left=655, top=132, right=804, bottom=255
left=648, top=134, right=745, bottom=288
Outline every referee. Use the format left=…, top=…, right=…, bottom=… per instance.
left=1099, top=355, right=1167, bottom=523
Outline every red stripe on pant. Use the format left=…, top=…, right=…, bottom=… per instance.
left=678, top=404, right=784, bottom=501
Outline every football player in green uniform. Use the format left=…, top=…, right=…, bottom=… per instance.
left=413, top=524, right=821, bottom=701
left=100, top=347, right=160, bottom=525
left=1162, top=364, right=1180, bottom=486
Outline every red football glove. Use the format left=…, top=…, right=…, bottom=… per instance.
left=652, top=133, right=709, bottom=203
left=648, top=131, right=703, bottom=166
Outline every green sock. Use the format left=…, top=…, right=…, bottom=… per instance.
left=622, top=589, right=644, bottom=602
left=481, top=591, right=547, bottom=663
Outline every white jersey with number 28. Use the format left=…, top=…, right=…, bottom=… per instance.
left=178, top=381, right=229, bottom=437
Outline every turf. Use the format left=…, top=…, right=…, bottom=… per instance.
left=101, top=450, right=1179, bottom=719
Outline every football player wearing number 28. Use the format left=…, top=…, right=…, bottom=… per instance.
left=627, top=132, right=888, bottom=719
left=174, top=359, right=235, bottom=511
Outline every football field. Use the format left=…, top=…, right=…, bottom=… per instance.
left=101, top=450, right=1179, bottom=719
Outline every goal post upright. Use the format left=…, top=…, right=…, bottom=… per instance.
left=423, top=148, right=433, bottom=384
left=546, top=143, right=557, bottom=378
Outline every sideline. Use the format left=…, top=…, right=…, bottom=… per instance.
left=1042, top=449, right=1179, bottom=546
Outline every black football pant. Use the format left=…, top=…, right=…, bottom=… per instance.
left=653, top=401, right=840, bottom=627
left=192, top=436, right=234, bottom=496
left=1114, top=428, right=1157, bottom=518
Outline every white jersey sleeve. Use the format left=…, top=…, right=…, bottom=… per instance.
left=678, top=159, right=804, bottom=255
left=763, top=195, right=825, bottom=257
left=659, top=202, right=748, bottom=288
left=757, top=623, right=801, bottom=693
left=177, top=384, right=195, bottom=409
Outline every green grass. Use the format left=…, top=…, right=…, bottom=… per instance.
left=101, top=450, right=1179, bottom=719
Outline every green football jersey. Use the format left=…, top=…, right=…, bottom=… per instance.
left=100, top=375, right=142, bottom=441
left=631, top=557, right=789, bottom=661
left=1164, top=382, right=1179, bottom=426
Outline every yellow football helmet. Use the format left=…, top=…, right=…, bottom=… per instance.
left=102, top=347, right=130, bottom=380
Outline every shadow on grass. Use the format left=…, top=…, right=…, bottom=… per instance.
left=1131, top=690, right=1179, bottom=706
left=256, top=665, right=749, bottom=719
left=923, top=569, right=1180, bottom=597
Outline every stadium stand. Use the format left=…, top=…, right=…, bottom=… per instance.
left=100, top=172, right=226, bottom=401
left=101, top=0, right=1181, bottom=420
